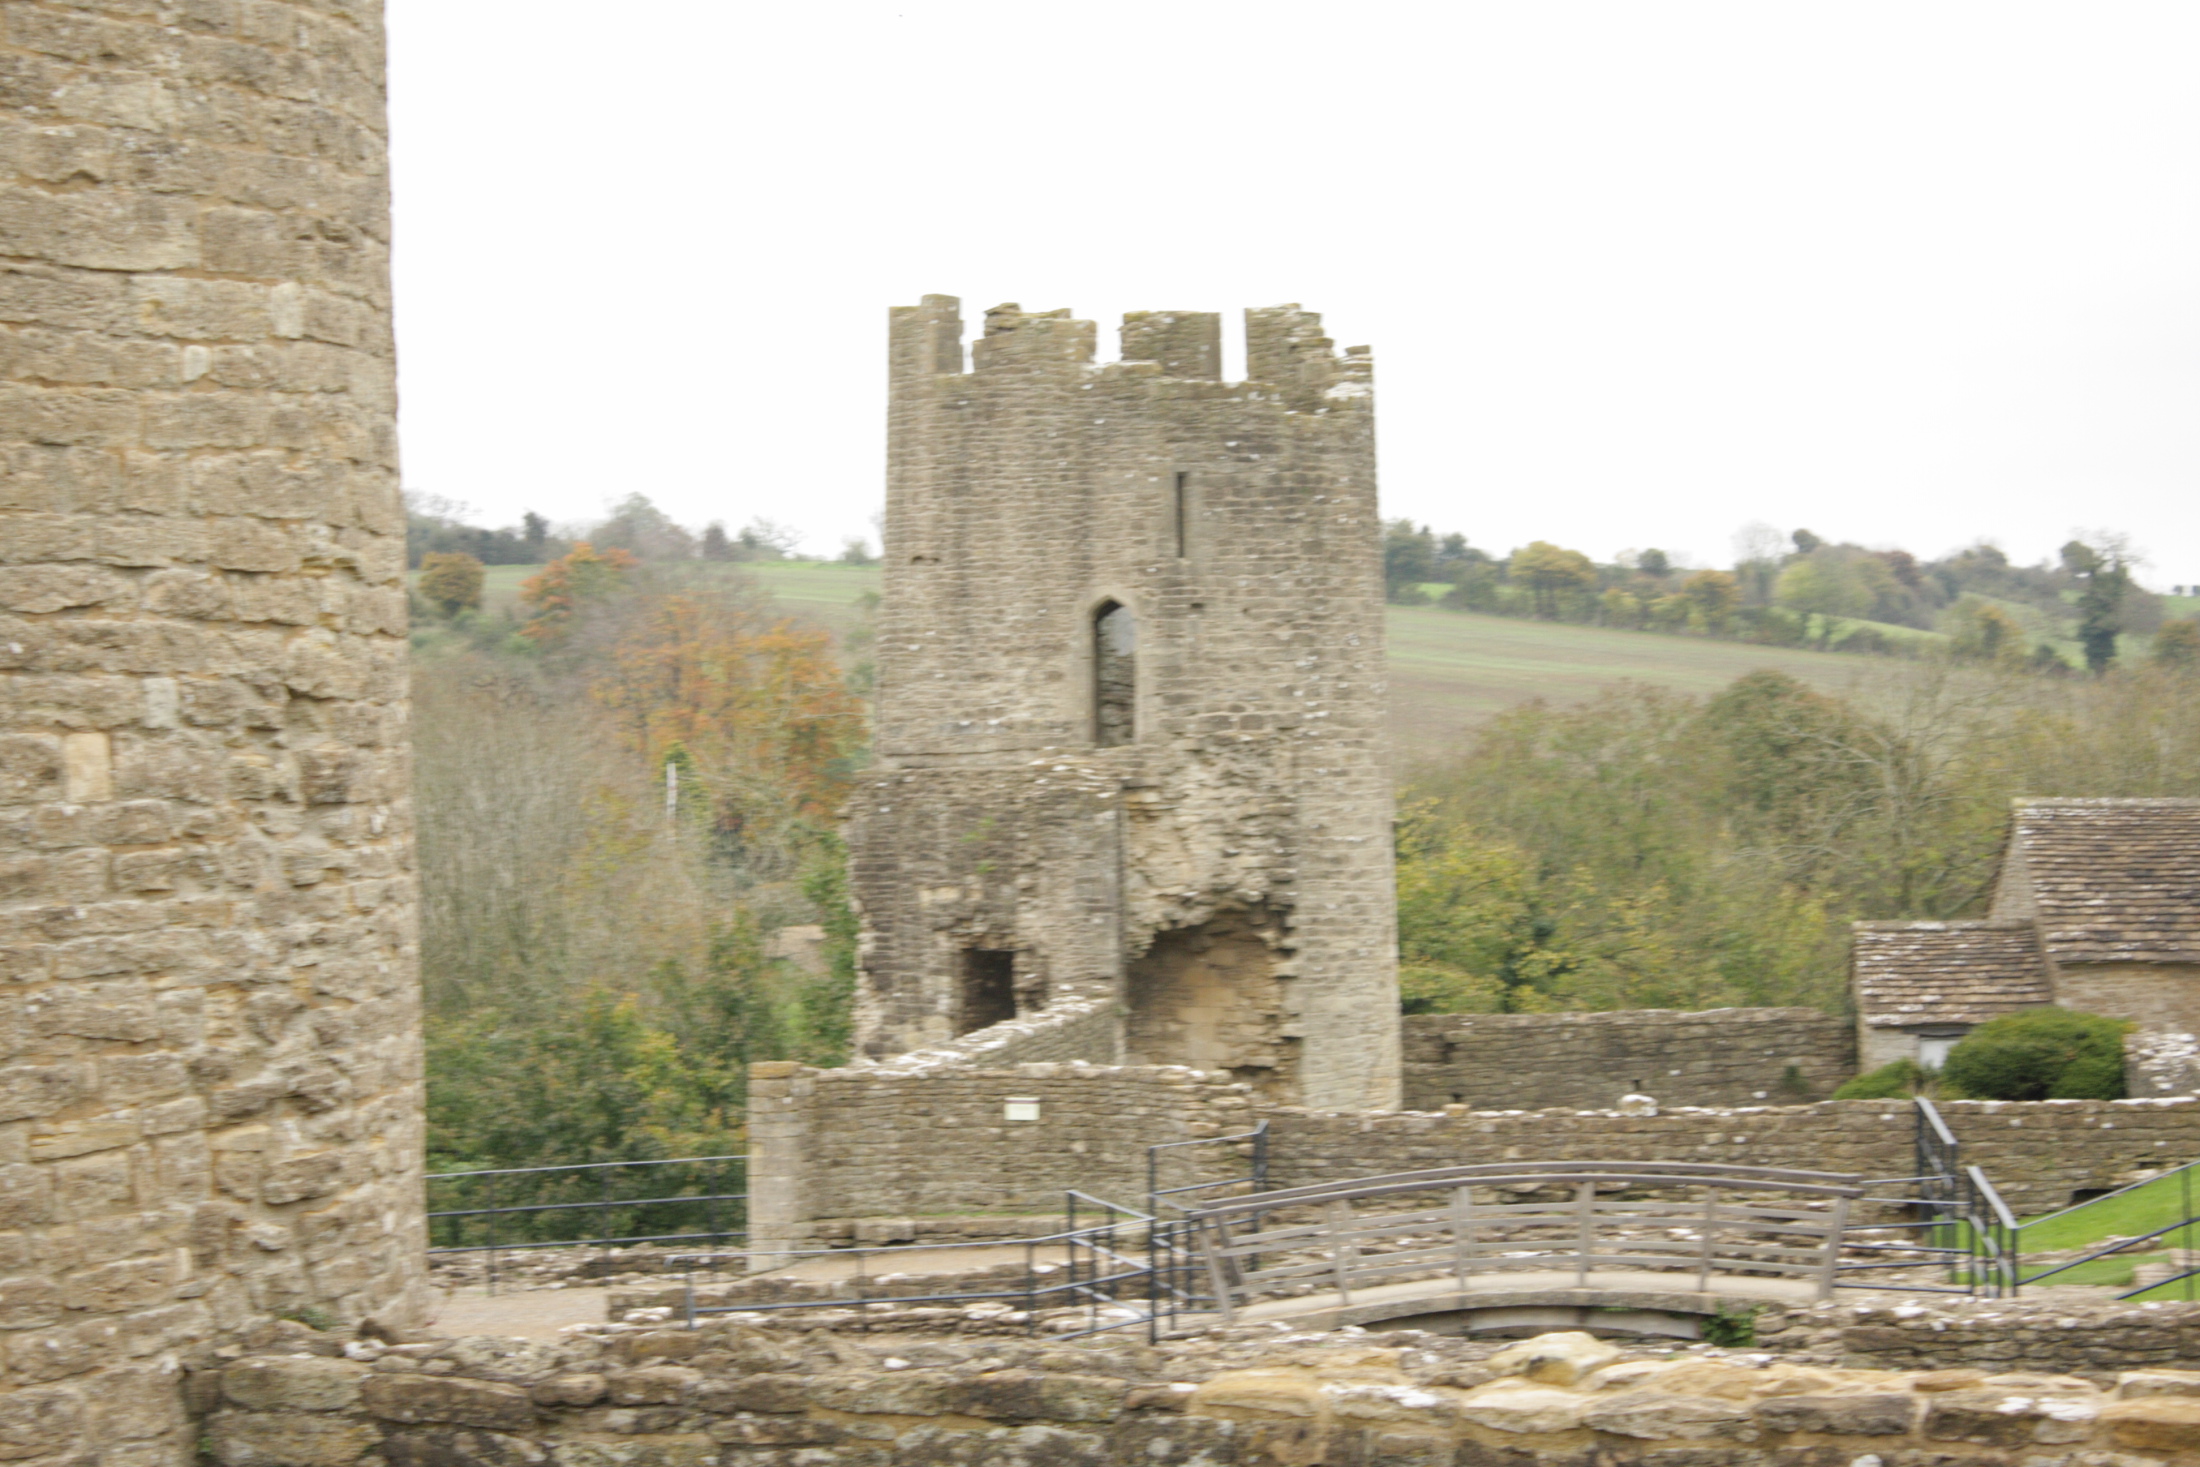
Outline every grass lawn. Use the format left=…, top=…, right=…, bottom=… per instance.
left=2018, top=1167, right=2200, bottom=1254
left=442, top=560, right=1913, bottom=760
left=2018, top=1250, right=2168, bottom=1289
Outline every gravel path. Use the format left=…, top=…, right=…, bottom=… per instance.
left=432, top=1287, right=612, bottom=1341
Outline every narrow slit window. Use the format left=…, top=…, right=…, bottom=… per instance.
left=1173, top=472, right=1189, bottom=557
left=1094, top=600, right=1136, bottom=746
left=958, top=949, right=1017, bottom=1034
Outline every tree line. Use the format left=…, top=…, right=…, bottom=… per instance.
left=405, top=491, right=876, bottom=570
left=1384, top=522, right=2188, bottom=673
left=405, top=495, right=2198, bottom=1168
left=1395, top=658, right=2200, bottom=1016
left=410, top=539, right=871, bottom=1173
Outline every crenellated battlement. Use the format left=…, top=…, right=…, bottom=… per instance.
left=890, top=296, right=1373, bottom=398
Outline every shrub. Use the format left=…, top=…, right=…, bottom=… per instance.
left=1833, top=1059, right=1940, bottom=1100
left=1941, top=1008, right=2130, bottom=1101
left=418, top=551, right=485, bottom=617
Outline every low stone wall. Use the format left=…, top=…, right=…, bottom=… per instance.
left=747, top=1060, right=1254, bottom=1256
left=1762, top=1298, right=2200, bottom=1375
left=197, top=1315, right=2200, bottom=1466
left=1400, top=1007, right=1856, bottom=1111
left=1264, top=1097, right=2200, bottom=1217
left=750, top=1048, right=2200, bottom=1243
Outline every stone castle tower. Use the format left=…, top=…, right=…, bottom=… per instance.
left=847, top=298, right=1401, bottom=1110
left=0, top=2, right=424, bottom=1454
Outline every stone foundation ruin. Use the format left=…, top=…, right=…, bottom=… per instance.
left=196, top=1306, right=2200, bottom=1466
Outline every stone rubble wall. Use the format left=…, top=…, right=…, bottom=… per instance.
left=1401, top=1007, right=1857, bottom=1112
left=862, top=996, right=1121, bottom=1073
left=196, top=1314, right=2200, bottom=1466
left=1760, top=1298, right=2200, bottom=1375
left=0, top=1, right=425, bottom=1460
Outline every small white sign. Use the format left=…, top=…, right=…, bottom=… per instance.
left=1004, top=1097, right=1041, bottom=1122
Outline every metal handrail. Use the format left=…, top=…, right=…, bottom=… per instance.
left=2017, top=1156, right=2199, bottom=1235
left=1916, top=1096, right=1958, bottom=1151
left=1181, top=1163, right=1861, bottom=1324
left=1147, top=1120, right=1270, bottom=1210
left=427, top=1153, right=748, bottom=1181
left=677, top=1195, right=1163, bottom=1335
left=1187, top=1163, right=1866, bottom=1220
left=426, top=1153, right=748, bottom=1292
left=2021, top=1213, right=2200, bottom=1286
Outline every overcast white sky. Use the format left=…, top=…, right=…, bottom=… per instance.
left=387, top=2, right=2198, bottom=583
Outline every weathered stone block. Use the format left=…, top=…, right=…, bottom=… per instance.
left=1753, top=1392, right=1915, bottom=1435
left=209, top=1409, right=381, bottom=1467
left=945, top=1370, right=1129, bottom=1423
left=691, top=1373, right=809, bottom=1415
left=2106, top=1395, right=2200, bottom=1452
left=0, top=1383, right=85, bottom=1460
left=222, top=1356, right=367, bottom=1412
left=361, top=1374, right=537, bottom=1431
left=604, top=1367, right=700, bottom=1407
left=530, top=1375, right=608, bottom=1408
left=380, top=1428, right=554, bottom=1467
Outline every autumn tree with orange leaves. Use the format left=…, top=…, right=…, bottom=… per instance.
left=518, top=541, right=640, bottom=645
left=419, top=546, right=871, bottom=1177
left=588, top=590, right=866, bottom=833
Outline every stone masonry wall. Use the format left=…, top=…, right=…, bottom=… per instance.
left=749, top=1049, right=2200, bottom=1238
left=849, top=298, right=1400, bottom=1111
left=197, top=1316, right=2200, bottom=1467
left=746, top=1061, right=1256, bottom=1258
left=0, top=2, right=424, bottom=1460
left=1401, top=1007, right=1857, bottom=1112
left=1266, top=1097, right=2200, bottom=1217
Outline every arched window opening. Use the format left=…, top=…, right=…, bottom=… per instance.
left=1094, top=600, right=1136, bottom=746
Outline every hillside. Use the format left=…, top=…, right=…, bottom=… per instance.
left=457, top=560, right=1891, bottom=759
left=1382, top=604, right=1884, bottom=758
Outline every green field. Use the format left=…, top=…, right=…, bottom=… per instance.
left=1381, top=603, right=1884, bottom=759
left=451, top=560, right=1903, bottom=758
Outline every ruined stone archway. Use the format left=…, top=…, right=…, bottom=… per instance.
left=1124, top=906, right=1297, bottom=1096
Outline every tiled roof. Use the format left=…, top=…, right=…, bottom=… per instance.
left=2009, top=799, right=2200, bottom=965
left=1851, top=920, right=2051, bottom=1029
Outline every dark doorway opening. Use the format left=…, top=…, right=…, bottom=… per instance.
left=958, top=949, right=1017, bottom=1035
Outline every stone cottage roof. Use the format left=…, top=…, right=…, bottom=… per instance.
left=2003, top=799, right=2200, bottom=965
left=1851, top=920, right=2051, bottom=1029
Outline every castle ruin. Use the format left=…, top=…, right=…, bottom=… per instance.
left=846, top=298, right=1401, bottom=1110
left=0, top=2, right=424, bottom=1457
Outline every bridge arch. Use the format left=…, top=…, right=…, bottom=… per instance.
left=1181, top=1161, right=1864, bottom=1334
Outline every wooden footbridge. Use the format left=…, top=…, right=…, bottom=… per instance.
left=1170, top=1161, right=1863, bottom=1338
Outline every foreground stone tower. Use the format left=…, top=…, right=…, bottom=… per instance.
left=0, top=2, right=424, bottom=1455
left=847, top=298, right=1400, bottom=1109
